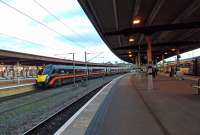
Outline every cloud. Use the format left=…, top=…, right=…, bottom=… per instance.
left=0, top=0, right=123, bottom=64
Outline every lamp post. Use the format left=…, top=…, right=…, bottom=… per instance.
left=85, top=51, right=90, bottom=82
left=98, top=56, right=105, bottom=80
left=54, top=53, right=76, bottom=86
left=85, top=51, right=104, bottom=82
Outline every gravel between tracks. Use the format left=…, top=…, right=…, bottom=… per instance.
left=0, top=75, right=119, bottom=135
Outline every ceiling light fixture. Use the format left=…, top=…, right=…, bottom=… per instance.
left=133, top=19, right=141, bottom=24
left=129, top=38, right=135, bottom=42
left=171, top=48, right=176, bottom=51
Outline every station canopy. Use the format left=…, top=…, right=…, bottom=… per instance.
left=78, top=0, right=200, bottom=63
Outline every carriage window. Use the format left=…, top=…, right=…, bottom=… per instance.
left=52, top=69, right=56, bottom=74
left=43, top=66, right=52, bottom=75
left=59, top=70, right=65, bottom=74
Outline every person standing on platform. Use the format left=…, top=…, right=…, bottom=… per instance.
left=170, top=66, right=174, bottom=77
left=152, top=67, right=155, bottom=78
left=147, top=65, right=153, bottom=76
left=155, top=67, right=158, bottom=76
left=147, top=64, right=154, bottom=90
left=152, top=66, right=157, bottom=78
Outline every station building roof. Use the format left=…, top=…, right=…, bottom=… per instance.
left=78, top=0, right=200, bottom=63
left=0, top=49, right=115, bottom=67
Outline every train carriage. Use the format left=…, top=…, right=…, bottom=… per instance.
left=162, top=56, right=200, bottom=76
left=35, top=64, right=128, bottom=88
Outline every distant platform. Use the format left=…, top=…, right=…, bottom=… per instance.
left=0, top=78, right=35, bottom=88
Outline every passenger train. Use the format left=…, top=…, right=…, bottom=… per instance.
left=163, top=56, right=200, bottom=75
left=35, top=64, right=128, bottom=88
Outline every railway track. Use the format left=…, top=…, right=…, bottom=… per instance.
left=0, top=77, right=105, bottom=103
left=23, top=83, right=107, bottom=135
left=0, top=87, right=74, bottom=115
left=0, top=85, right=52, bottom=103
left=0, top=80, right=87, bottom=103
left=0, top=75, right=119, bottom=134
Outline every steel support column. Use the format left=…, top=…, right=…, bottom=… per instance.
left=176, top=49, right=180, bottom=66
left=135, top=55, right=138, bottom=66
left=162, top=54, right=165, bottom=71
left=17, top=61, right=20, bottom=84
left=145, top=36, right=152, bottom=64
left=138, top=52, right=141, bottom=68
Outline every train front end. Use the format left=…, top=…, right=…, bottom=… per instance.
left=35, top=65, right=52, bottom=88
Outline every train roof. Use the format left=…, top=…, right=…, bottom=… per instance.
left=45, top=64, right=109, bottom=69
left=44, top=64, right=126, bottom=70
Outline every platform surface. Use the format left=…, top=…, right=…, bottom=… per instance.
left=0, top=78, right=34, bottom=89
left=57, top=73, right=200, bottom=135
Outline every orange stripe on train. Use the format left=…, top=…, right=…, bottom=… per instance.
left=49, top=72, right=106, bottom=86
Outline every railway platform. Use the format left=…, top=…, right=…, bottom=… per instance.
left=0, top=78, right=34, bottom=88
left=56, top=73, right=200, bottom=135
left=0, top=78, right=35, bottom=98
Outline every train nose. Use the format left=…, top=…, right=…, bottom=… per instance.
left=36, top=75, right=48, bottom=83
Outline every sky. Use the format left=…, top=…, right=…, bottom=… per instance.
left=0, top=0, right=123, bottom=63
left=0, top=0, right=199, bottom=64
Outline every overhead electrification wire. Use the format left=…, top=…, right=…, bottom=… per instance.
left=88, top=52, right=104, bottom=62
left=33, top=0, right=104, bottom=61
left=0, top=33, right=50, bottom=48
left=33, top=0, right=94, bottom=44
left=0, top=0, right=85, bottom=48
left=0, top=33, right=77, bottom=60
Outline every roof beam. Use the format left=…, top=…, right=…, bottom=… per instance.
left=113, top=40, right=200, bottom=50
left=133, top=0, right=141, bottom=16
left=147, top=0, right=165, bottom=25
left=117, top=51, right=173, bottom=56
left=104, top=21, right=200, bottom=36
left=113, top=0, right=119, bottom=30
left=137, top=0, right=165, bottom=49
left=112, top=0, right=123, bottom=48
left=118, top=47, right=197, bottom=62
left=177, top=29, right=200, bottom=40
left=157, top=0, right=200, bottom=41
